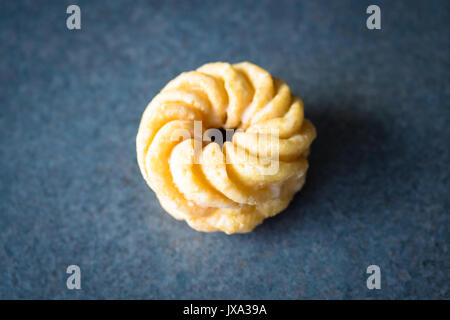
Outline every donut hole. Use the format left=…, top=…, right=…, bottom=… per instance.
left=204, top=127, right=235, bottom=149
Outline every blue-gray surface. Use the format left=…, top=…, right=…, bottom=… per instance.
left=0, top=0, right=449, bottom=299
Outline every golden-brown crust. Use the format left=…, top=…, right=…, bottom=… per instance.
left=136, top=62, right=316, bottom=234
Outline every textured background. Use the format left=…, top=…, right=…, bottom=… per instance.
left=0, top=0, right=449, bottom=299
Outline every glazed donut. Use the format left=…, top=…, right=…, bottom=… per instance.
left=136, top=62, right=316, bottom=234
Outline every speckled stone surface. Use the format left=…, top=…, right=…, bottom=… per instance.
left=0, top=0, right=449, bottom=299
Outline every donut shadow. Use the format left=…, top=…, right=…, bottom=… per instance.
left=253, top=104, right=400, bottom=235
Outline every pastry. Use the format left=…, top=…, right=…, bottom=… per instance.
left=136, top=62, right=316, bottom=234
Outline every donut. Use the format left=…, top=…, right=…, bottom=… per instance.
left=136, top=62, right=316, bottom=234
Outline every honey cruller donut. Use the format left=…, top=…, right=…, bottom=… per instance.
left=136, top=62, right=316, bottom=234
